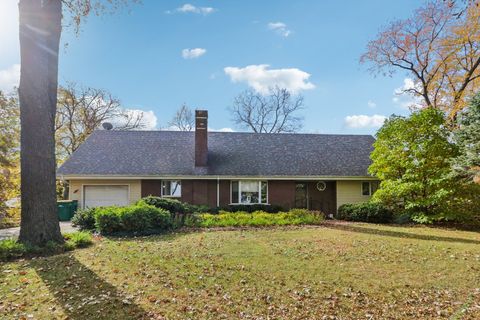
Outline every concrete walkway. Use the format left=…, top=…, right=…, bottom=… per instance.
left=0, top=222, right=78, bottom=240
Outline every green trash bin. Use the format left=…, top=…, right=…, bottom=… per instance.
left=70, top=200, right=78, bottom=219
left=57, top=200, right=78, bottom=221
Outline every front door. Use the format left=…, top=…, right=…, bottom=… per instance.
left=295, top=183, right=308, bottom=208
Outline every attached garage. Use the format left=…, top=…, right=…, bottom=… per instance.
left=83, top=185, right=129, bottom=208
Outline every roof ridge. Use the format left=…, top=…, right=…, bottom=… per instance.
left=92, top=130, right=374, bottom=138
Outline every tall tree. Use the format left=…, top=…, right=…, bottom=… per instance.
left=168, top=104, right=194, bottom=131
left=230, top=87, right=304, bottom=133
left=361, top=0, right=480, bottom=119
left=452, top=93, right=480, bottom=184
left=18, top=0, right=139, bottom=245
left=56, top=83, right=145, bottom=161
left=18, top=0, right=64, bottom=244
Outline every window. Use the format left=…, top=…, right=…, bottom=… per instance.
left=231, top=180, right=268, bottom=204
left=162, top=180, right=181, bottom=197
left=362, top=181, right=379, bottom=196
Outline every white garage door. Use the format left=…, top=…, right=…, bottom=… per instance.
left=84, top=185, right=129, bottom=208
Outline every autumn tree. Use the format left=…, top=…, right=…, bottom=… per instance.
left=361, top=0, right=480, bottom=119
left=230, top=87, right=304, bottom=133
left=56, top=83, right=146, bottom=161
left=168, top=104, right=194, bottom=131
left=0, top=91, right=20, bottom=223
left=18, top=0, right=139, bottom=245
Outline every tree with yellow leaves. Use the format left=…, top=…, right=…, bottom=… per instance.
left=361, top=0, right=480, bottom=119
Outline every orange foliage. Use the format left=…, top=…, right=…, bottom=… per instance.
left=361, top=0, right=480, bottom=119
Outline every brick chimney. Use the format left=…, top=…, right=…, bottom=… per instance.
left=195, top=110, right=208, bottom=167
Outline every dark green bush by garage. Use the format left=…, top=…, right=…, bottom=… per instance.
left=337, top=202, right=393, bottom=223
left=95, top=203, right=171, bottom=234
left=71, top=207, right=97, bottom=230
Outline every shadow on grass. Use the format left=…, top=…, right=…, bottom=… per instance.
left=29, top=254, right=152, bottom=320
left=324, top=222, right=480, bottom=245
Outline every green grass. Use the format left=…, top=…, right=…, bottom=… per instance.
left=0, top=223, right=479, bottom=319
left=0, top=231, right=93, bottom=261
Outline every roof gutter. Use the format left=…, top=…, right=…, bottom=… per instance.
left=58, top=175, right=379, bottom=181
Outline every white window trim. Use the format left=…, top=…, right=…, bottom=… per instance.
left=161, top=180, right=182, bottom=198
left=361, top=181, right=373, bottom=196
left=230, top=180, right=268, bottom=205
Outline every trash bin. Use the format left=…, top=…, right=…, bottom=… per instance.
left=57, top=200, right=78, bottom=221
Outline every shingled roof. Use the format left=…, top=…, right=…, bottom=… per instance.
left=57, top=130, right=375, bottom=177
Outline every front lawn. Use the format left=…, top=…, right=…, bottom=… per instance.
left=1, top=223, right=479, bottom=319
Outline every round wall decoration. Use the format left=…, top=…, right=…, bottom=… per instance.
left=316, top=181, right=326, bottom=191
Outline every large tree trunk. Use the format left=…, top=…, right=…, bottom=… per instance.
left=18, top=0, right=63, bottom=245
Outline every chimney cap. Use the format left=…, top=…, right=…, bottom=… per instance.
left=195, top=109, right=208, bottom=117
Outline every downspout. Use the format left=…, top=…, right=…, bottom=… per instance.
left=216, top=176, right=220, bottom=207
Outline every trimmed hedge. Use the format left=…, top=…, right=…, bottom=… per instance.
left=337, top=202, right=393, bottom=223
left=227, top=204, right=283, bottom=213
left=95, top=203, right=171, bottom=234
left=71, top=197, right=295, bottom=234
left=185, top=209, right=324, bottom=228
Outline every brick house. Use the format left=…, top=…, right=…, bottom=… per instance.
left=57, top=110, right=379, bottom=215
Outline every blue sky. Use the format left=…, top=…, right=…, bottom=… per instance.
left=0, top=0, right=421, bottom=134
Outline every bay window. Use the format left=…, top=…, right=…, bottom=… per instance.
left=231, top=180, right=268, bottom=204
left=162, top=180, right=181, bottom=197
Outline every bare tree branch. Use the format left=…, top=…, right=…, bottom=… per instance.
left=168, top=104, right=195, bottom=131
left=55, top=83, right=146, bottom=160
left=230, top=87, right=304, bottom=133
left=361, top=0, right=480, bottom=119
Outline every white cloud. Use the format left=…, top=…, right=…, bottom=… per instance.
left=367, top=100, right=377, bottom=108
left=209, top=127, right=234, bottom=132
left=167, top=3, right=216, bottom=15
left=182, top=48, right=207, bottom=59
left=268, top=22, right=292, bottom=37
left=224, top=64, right=315, bottom=94
left=393, top=78, right=422, bottom=110
left=344, top=114, right=387, bottom=128
left=0, top=64, right=20, bottom=92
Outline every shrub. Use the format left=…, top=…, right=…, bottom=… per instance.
left=337, top=202, right=393, bottom=223
left=184, top=214, right=202, bottom=227
left=94, top=204, right=172, bottom=234
left=71, top=208, right=97, bottom=230
left=95, top=207, right=123, bottom=234
left=211, top=204, right=284, bottom=214
left=64, top=231, right=94, bottom=249
left=0, top=239, right=26, bottom=260
left=141, top=196, right=187, bottom=213
left=393, top=212, right=412, bottom=224
left=121, top=205, right=155, bottom=232
left=145, top=206, right=172, bottom=230
left=194, top=209, right=324, bottom=228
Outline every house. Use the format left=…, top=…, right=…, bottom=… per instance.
left=57, top=110, right=378, bottom=215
